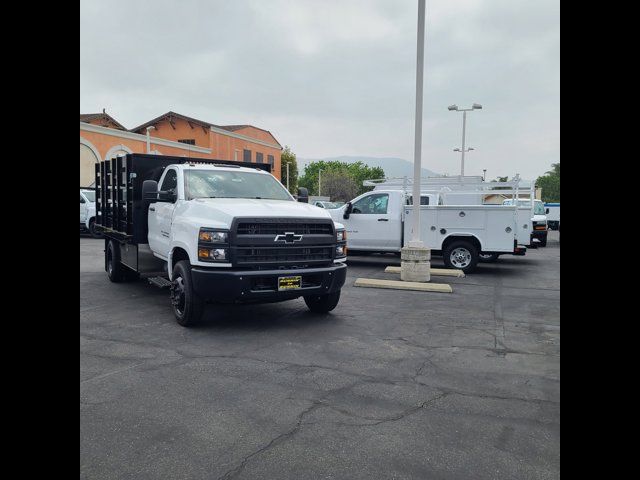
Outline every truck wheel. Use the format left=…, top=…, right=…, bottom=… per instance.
left=170, top=260, right=205, bottom=327
left=304, top=290, right=341, bottom=313
left=443, top=240, right=479, bottom=273
left=106, top=240, right=125, bottom=283
left=539, top=234, right=548, bottom=247
left=89, top=218, right=102, bottom=238
left=479, top=253, right=500, bottom=263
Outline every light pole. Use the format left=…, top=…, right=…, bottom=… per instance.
left=448, top=103, right=482, bottom=176
left=318, top=169, right=322, bottom=196
left=482, top=169, right=487, bottom=181
left=400, top=0, right=430, bottom=283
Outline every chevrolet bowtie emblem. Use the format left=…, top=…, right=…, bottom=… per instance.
left=274, top=232, right=303, bottom=243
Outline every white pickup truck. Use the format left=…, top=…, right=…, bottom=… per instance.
left=96, top=154, right=347, bottom=327
left=328, top=189, right=525, bottom=273
left=80, top=188, right=101, bottom=237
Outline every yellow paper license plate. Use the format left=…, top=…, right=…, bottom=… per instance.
left=278, top=276, right=302, bottom=291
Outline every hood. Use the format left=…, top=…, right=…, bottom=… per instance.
left=188, top=198, right=333, bottom=227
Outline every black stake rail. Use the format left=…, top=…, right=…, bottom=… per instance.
left=94, top=153, right=273, bottom=245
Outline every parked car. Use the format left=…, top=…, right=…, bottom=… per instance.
left=503, top=198, right=548, bottom=247
left=313, top=200, right=345, bottom=209
left=80, top=188, right=101, bottom=237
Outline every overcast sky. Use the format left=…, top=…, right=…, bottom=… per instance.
left=80, top=0, right=559, bottom=180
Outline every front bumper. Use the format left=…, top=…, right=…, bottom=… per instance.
left=190, top=262, right=347, bottom=303
left=531, top=229, right=548, bottom=240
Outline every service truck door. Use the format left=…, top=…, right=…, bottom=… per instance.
left=343, top=192, right=400, bottom=250
left=148, top=168, right=178, bottom=258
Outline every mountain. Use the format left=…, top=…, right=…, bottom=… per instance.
left=297, top=155, right=440, bottom=179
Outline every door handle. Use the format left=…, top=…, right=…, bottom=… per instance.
left=378, top=218, right=388, bottom=222
left=149, top=207, right=155, bottom=212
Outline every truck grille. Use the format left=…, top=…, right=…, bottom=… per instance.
left=232, top=218, right=336, bottom=268
left=236, top=222, right=333, bottom=236
left=235, top=246, right=333, bottom=266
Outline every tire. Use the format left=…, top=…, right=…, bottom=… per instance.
left=479, top=252, right=500, bottom=263
left=538, top=234, right=547, bottom=247
left=304, top=290, right=341, bottom=313
left=106, top=240, right=126, bottom=283
left=170, top=260, right=205, bottom=327
left=89, top=218, right=103, bottom=238
left=443, top=240, right=479, bottom=274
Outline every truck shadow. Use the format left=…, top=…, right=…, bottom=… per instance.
left=194, top=301, right=339, bottom=331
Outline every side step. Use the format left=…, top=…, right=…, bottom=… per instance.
left=148, top=276, right=172, bottom=289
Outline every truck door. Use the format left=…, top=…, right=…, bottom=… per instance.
left=148, top=168, right=178, bottom=258
left=80, top=193, right=87, bottom=224
left=345, top=192, right=398, bottom=250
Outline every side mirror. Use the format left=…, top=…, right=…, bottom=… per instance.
left=545, top=208, right=549, bottom=214
left=142, top=180, right=160, bottom=203
left=297, top=187, right=309, bottom=203
left=343, top=202, right=353, bottom=219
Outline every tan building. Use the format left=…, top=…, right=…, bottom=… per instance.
left=80, top=110, right=282, bottom=186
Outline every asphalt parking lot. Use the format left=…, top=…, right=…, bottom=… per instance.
left=80, top=232, right=560, bottom=480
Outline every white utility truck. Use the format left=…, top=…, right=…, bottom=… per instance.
left=502, top=198, right=548, bottom=247
left=544, top=203, right=560, bottom=230
left=368, top=175, right=546, bottom=252
left=95, top=154, right=347, bottom=327
left=328, top=188, right=525, bottom=273
left=80, top=188, right=101, bottom=237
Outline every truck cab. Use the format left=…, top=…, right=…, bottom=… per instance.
left=96, top=154, right=347, bottom=327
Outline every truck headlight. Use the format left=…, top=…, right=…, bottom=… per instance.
left=198, top=248, right=228, bottom=261
left=336, top=229, right=346, bottom=242
left=336, top=245, right=346, bottom=257
left=199, top=228, right=228, bottom=243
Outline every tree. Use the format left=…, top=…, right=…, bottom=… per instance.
left=319, top=171, right=359, bottom=202
left=535, top=162, right=560, bottom=202
left=280, top=146, right=298, bottom=194
left=298, top=160, right=385, bottom=198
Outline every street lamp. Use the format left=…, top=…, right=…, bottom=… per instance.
left=448, top=103, right=482, bottom=176
left=318, top=169, right=322, bottom=196
left=483, top=169, right=487, bottom=181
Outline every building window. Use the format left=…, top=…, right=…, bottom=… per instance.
left=267, top=155, right=274, bottom=165
left=256, top=152, right=264, bottom=164
left=178, top=139, right=196, bottom=145
left=243, top=149, right=251, bottom=162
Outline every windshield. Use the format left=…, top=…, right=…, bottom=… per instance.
left=323, top=202, right=342, bottom=209
left=184, top=169, right=292, bottom=201
left=82, top=190, right=95, bottom=202
left=534, top=201, right=545, bottom=215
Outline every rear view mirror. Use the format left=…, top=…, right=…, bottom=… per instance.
left=343, top=202, right=353, bottom=219
left=297, top=187, right=309, bottom=203
left=545, top=208, right=550, bottom=214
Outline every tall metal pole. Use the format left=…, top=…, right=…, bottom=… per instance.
left=409, top=0, right=426, bottom=246
left=460, top=110, right=467, bottom=176
left=318, top=169, right=322, bottom=196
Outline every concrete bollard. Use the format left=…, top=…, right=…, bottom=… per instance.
left=400, top=246, right=431, bottom=282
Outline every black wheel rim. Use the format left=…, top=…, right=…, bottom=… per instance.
left=170, top=276, right=186, bottom=316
